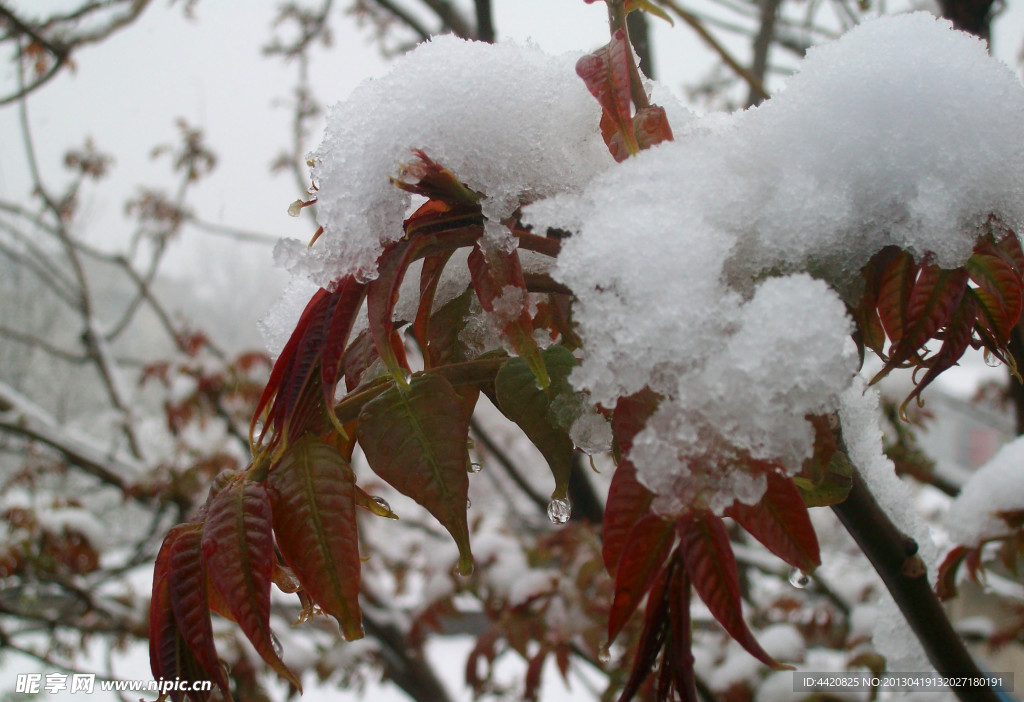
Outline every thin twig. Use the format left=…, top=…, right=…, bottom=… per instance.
left=660, top=0, right=770, bottom=103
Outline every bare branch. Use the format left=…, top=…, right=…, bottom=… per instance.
left=420, top=0, right=474, bottom=38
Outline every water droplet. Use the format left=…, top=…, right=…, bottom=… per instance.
left=468, top=462, right=482, bottom=474
left=372, top=496, right=391, bottom=512
left=270, top=632, right=284, bottom=659
left=547, top=498, right=571, bottom=525
left=466, top=498, right=472, bottom=509
left=287, top=199, right=304, bottom=217
left=788, top=567, right=811, bottom=589
left=984, top=349, right=1001, bottom=367
left=598, top=643, right=611, bottom=665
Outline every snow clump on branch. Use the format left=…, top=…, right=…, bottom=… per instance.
left=532, top=13, right=1024, bottom=514
left=275, top=35, right=613, bottom=286
left=271, top=12, right=1024, bottom=516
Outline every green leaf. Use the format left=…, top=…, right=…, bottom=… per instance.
left=201, top=480, right=301, bottom=689
left=494, top=345, right=577, bottom=502
left=357, top=374, right=475, bottom=575
left=626, top=0, right=675, bottom=24
left=794, top=449, right=853, bottom=507
left=268, top=436, right=364, bottom=641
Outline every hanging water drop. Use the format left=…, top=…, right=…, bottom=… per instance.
left=984, top=349, right=1001, bottom=367
left=466, top=498, right=472, bottom=509
left=270, top=632, right=284, bottom=659
left=372, top=496, right=391, bottom=512
left=547, top=498, right=571, bottom=525
left=598, top=643, right=611, bottom=665
left=788, top=567, right=811, bottom=589
left=468, top=462, right=482, bottom=474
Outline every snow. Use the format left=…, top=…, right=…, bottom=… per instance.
left=277, top=34, right=612, bottom=286
left=947, top=435, right=1024, bottom=544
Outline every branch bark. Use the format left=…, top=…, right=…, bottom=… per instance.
left=832, top=467, right=1004, bottom=702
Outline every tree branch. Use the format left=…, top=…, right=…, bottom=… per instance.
left=831, top=467, right=1003, bottom=701
left=419, top=0, right=474, bottom=38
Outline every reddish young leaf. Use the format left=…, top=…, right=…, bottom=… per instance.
left=602, top=460, right=654, bottom=577
left=366, top=239, right=418, bottom=379
left=251, top=288, right=330, bottom=446
left=873, top=247, right=916, bottom=349
left=677, top=513, right=788, bottom=670
left=901, top=293, right=977, bottom=417
left=936, top=545, right=969, bottom=601
left=391, top=149, right=483, bottom=205
left=414, top=250, right=456, bottom=367
left=617, top=557, right=673, bottom=702
left=468, top=242, right=548, bottom=387
left=607, top=513, right=675, bottom=644
left=357, top=373, right=475, bottom=575
left=150, top=526, right=213, bottom=702
left=320, top=277, right=369, bottom=424
left=967, top=237, right=1023, bottom=346
left=633, top=105, right=674, bottom=150
left=726, top=471, right=821, bottom=574
left=524, top=648, right=547, bottom=702
left=575, top=29, right=637, bottom=155
left=666, top=565, right=697, bottom=702
left=167, top=523, right=230, bottom=695
left=267, top=436, right=363, bottom=641
left=494, top=346, right=577, bottom=503
left=613, top=388, right=661, bottom=455
left=880, top=264, right=969, bottom=379
left=201, top=480, right=301, bottom=690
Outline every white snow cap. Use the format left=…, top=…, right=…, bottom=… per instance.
left=948, top=436, right=1024, bottom=544
left=278, top=35, right=612, bottom=285
left=534, top=12, right=1024, bottom=513
left=275, top=12, right=1024, bottom=514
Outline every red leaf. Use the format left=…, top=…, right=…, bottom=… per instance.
left=202, top=480, right=301, bottom=689
left=367, top=239, right=420, bottom=378
left=392, top=149, right=483, bottom=205
left=357, top=373, right=475, bottom=574
left=576, top=29, right=636, bottom=154
left=726, top=471, right=821, bottom=574
left=617, top=558, right=673, bottom=702
left=874, top=247, right=916, bottom=349
left=667, top=565, right=698, bottom=702
left=633, top=105, right=674, bottom=150
left=936, top=545, right=969, bottom=601
left=887, top=264, right=969, bottom=368
left=900, top=293, right=977, bottom=417
left=468, top=243, right=548, bottom=387
left=608, top=513, right=675, bottom=644
left=602, top=461, right=654, bottom=577
left=320, top=278, right=368, bottom=423
left=967, top=237, right=1023, bottom=346
left=251, top=288, right=330, bottom=446
left=678, top=513, right=788, bottom=670
left=268, top=436, right=363, bottom=640
left=167, top=524, right=230, bottom=695
left=150, top=526, right=213, bottom=702
left=414, top=250, right=456, bottom=367
left=613, top=388, right=661, bottom=455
